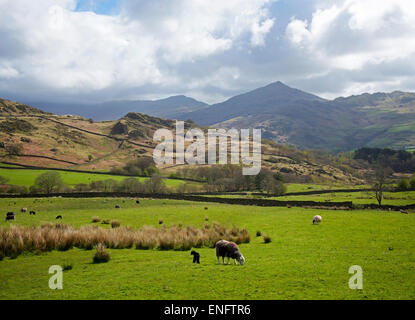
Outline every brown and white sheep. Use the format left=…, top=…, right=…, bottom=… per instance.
left=215, top=240, right=245, bottom=266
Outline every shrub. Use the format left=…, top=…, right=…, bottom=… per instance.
left=256, top=231, right=262, bottom=237
left=93, top=244, right=110, bottom=263
left=111, top=220, right=120, bottom=228
left=101, top=219, right=110, bottom=225
left=397, top=179, right=410, bottom=190
left=263, top=235, right=272, bottom=243
left=159, top=219, right=164, bottom=225
left=205, top=216, right=209, bottom=222
left=92, top=217, right=101, bottom=223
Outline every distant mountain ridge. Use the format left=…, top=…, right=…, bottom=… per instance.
left=24, top=95, right=208, bottom=121
left=178, top=82, right=415, bottom=152
left=10, top=81, right=415, bottom=152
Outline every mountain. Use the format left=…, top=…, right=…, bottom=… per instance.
left=0, top=98, right=363, bottom=184
left=179, top=82, right=415, bottom=152
left=25, top=95, right=208, bottom=121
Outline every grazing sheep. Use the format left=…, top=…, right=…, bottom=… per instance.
left=21, top=208, right=27, bottom=213
left=29, top=211, right=36, bottom=215
left=136, top=200, right=140, bottom=204
left=115, top=205, right=121, bottom=209
left=56, top=215, right=63, bottom=220
left=191, top=251, right=200, bottom=264
left=313, top=215, right=322, bottom=224
left=5, top=212, right=15, bottom=222
left=215, top=240, right=245, bottom=266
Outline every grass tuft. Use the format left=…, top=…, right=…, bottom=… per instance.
left=93, top=244, right=110, bottom=263
left=111, top=220, right=120, bottom=228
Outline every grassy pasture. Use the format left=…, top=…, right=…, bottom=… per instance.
left=0, top=168, right=191, bottom=188
left=0, top=197, right=414, bottom=300
left=285, top=183, right=370, bottom=193
left=274, top=191, right=415, bottom=206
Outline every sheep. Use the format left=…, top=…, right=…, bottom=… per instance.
left=56, top=215, right=63, bottom=220
left=21, top=208, right=27, bottom=213
left=5, top=215, right=15, bottom=222
left=136, top=200, right=140, bottom=204
left=215, top=240, right=245, bottom=266
left=313, top=215, right=322, bottom=224
left=115, top=205, right=121, bottom=209
left=190, top=251, right=200, bottom=264
left=5, top=212, right=15, bottom=222
left=29, top=211, right=36, bottom=215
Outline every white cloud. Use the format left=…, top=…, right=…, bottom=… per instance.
left=284, top=0, right=415, bottom=97
left=0, top=0, right=276, bottom=101
left=286, top=0, right=415, bottom=70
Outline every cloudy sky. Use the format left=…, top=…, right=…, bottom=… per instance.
left=1, top=0, right=415, bottom=105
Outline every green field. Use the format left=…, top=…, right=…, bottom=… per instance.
left=285, top=183, right=369, bottom=193
left=0, top=197, right=414, bottom=300
left=275, top=191, right=415, bottom=206
left=0, top=168, right=191, bottom=188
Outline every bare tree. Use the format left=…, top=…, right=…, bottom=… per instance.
left=373, top=164, right=392, bottom=207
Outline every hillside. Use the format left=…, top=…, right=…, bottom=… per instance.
left=0, top=99, right=364, bottom=184
left=179, top=82, right=415, bottom=152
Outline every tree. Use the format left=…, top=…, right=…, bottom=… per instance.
left=410, top=176, right=415, bottom=189
left=144, top=175, right=167, bottom=194
left=123, top=157, right=158, bottom=176
left=120, top=178, right=143, bottom=193
left=102, top=179, right=119, bottom=192
left=397, top=179, right=410, bottom=190
left=34, top=172, right=64, bottom=194
left=0, top=175, right=9, bottom=185
left=372, top=165, right=392, bottom=207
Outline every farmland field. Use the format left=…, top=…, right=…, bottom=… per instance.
left=0, top=168, right=193, bottom=188
left=0, top=197, right=414, bottom=300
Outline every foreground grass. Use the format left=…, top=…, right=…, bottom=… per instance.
left=0, top=198, right=414, bottom=300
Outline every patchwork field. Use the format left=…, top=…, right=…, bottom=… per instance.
left=0, top=197, right=414, bottom=300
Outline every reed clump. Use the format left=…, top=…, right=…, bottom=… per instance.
left=0, top=223, right=250, bottom=258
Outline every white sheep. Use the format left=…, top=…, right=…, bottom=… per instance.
left=215, top=240, right=245, bottom=265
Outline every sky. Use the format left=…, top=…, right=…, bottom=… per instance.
left=1, top=0, right=415, bottom=105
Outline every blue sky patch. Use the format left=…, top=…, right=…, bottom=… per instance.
left=75, top=0, right=122, bottom=15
